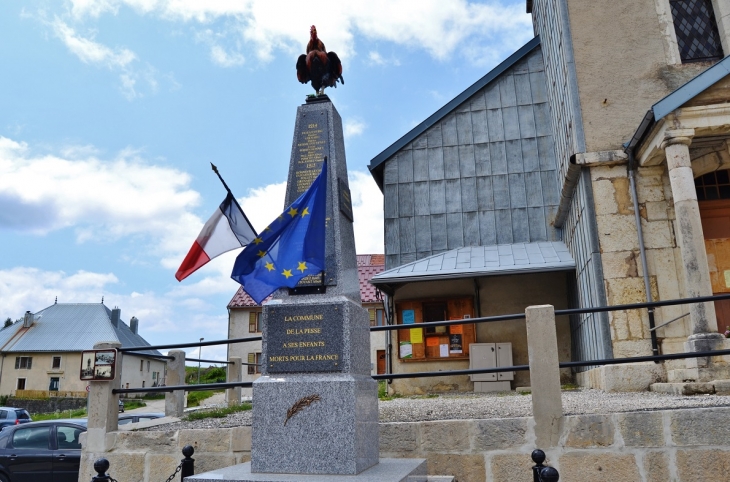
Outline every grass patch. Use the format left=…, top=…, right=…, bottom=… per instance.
left=378, top=381, right=403, bottom=401
left=183, top=403, right=252, bottom=421
left=186, top=390, right=225, bottom=407
left=561, top=383, right=580, bottom=391
left=122, top=399, right=147, bottom=410
left=143, top=393, right=166, bottom=400
left=32, top=408, right=87, bottom=421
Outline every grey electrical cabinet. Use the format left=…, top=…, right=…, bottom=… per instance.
left=469, top=343, right=513, bottom=392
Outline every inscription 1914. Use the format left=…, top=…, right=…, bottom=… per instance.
left=288, top=111, right=334, bottom=288
left=266, top=304, right=343, bottom=373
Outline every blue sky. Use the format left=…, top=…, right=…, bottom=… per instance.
left=0, top=1, right=532, bottom=362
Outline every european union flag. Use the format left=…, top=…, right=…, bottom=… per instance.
left=231, top=160, right=327, bottom=304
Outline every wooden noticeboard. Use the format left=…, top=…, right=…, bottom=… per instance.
left=395, top=297, right=476, bottom=362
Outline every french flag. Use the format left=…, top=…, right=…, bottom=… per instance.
left=176, top=193, right=257, bottom=281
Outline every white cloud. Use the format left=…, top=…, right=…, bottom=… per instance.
left=0, top=136, right=201, bottom=260
left=0, top=267, right=118, bottom=319
left=344, top=119, right=366, bottom=139
left=349, top=171, right=383, bottom=254
left=64, top=0, right=531, bottom=63
left=0, top=266, right=230, bottom=357
left=210, top=45, right=246, bottom=67
left=50, top=18, right=160, bottom=99
left=52, top=18, right=136, bottom=68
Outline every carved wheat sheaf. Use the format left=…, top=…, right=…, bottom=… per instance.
left=284, top=394, right=321, bottom=426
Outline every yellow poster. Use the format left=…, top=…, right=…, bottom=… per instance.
left=410, top=328, right=423, bottom=344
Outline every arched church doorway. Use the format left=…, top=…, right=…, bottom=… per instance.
left=697, top=169, right=730, bottom=330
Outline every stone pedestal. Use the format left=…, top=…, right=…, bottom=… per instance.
left=251, top=99, right=379, bottom=476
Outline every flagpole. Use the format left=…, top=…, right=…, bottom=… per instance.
left=210, top=163, right=258, bottom=237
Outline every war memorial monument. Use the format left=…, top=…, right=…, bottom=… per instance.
left=187, top=26, right=438, bottom=482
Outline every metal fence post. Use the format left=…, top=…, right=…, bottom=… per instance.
left=91, top=458, right=112, bottom=481
left=531, top=449, right=546, bottom=482
left=531, top=449, right=559, bottom=482
left=227, top=357, right=242, bottom=406
left=180, top=445, right=195, bottom=479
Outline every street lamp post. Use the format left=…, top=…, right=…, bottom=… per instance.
left=197, top=338, right=204, bottom=384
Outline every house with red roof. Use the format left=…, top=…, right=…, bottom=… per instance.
left=227, top=254, right=385, bottom=399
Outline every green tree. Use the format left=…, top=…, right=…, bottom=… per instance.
left=3, top=318, right=12, bottom=328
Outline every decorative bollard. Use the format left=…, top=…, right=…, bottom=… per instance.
left=181, top=445, right=195, bottom=479
left=91, top=458, right=113, bottom=481
left=531, top=449, right=559, bottom=482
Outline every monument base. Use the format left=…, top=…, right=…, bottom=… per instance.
left=252, top=374, right=379, bottom=475
left=185, top=459, right=430, bottom=482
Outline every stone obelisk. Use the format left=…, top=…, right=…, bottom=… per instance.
left=251, top=97, right=379, bottom=475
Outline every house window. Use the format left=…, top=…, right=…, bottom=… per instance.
left=147, top=361, right=150, bottom=372
left=140, top=360, right=144, bottom=371
left=249, top=311, right=262, bottom=333
left=369, top=308, right=385, bottom=327
left=670, top=0, right=724, bottom=62
left=15, top=357, right=32, bottom=369
left=49, top=377, right=60, bottom=391
left=152, top=371, right=157, bottom=380
left=52, top=357, right=61, bottom=369
left=247, top=353, right=261, bottom=375
left=16, top=379, right=26, bottom=390
left=142, top=381, right=145, bottom=388
left=395, top=297, right=477, bottom=362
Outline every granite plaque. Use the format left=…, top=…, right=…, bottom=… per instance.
left=266, top=304, right=343, bottom=373
left=289, top=111, right=332, bottom=288
left=338, top=178, right=353, bottom=222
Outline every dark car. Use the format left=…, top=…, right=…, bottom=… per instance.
left=117, top=413, right=164, bottom=426
left=118, top=399, right=124, bottom=413
left=0, top=419, right=87, bottom=482
left=0, top=409, right=32, bottom=430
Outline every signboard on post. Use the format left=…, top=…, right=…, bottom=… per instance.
left=80, top=349, right=117, bottom=381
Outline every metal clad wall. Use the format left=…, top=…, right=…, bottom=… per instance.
left=531, top=0, right=613, bottom=365
left=382, top=46, right=561, bottom=272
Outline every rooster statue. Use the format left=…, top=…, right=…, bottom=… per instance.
left=296, top=26, right=344, bottom=95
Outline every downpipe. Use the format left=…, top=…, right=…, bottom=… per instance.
left=627, top=150, right=660, bottom=359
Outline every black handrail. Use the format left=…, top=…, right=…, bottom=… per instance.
left=185, top=358, right=233, bottom=365
left=372, top=347, right=730, bottom=380
left=118, top=335, right=263, bottom=353
left=368, top=292, right=730, bottom=333
left=113, top=381, right=254, bottom=395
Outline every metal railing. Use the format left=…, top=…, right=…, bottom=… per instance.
left=111, top=292, right=730, bottom=397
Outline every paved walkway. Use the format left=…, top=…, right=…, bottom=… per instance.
left=127, top=391, right=226, bottom=414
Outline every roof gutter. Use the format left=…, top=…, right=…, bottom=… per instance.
left=553, top=156, right=582, bottom=228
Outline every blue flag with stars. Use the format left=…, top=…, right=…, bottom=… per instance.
left=230, top=160, right=327, bottom=304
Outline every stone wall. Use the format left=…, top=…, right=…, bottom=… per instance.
left=81, top=406, right=730, bottom=482
left=7, top=396, right=87, bottom=414
left=79, top=426, right=252, bottom=482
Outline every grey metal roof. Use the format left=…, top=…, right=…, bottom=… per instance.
left=2, top=303, right=161, bottom=356
left=626, top=55, right=730, bottom=153
left=368, top=36, right=541, bottom=189
left=370, top=241, right=574, bottom=291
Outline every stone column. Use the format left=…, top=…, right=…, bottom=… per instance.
left=662, top=129, right=725, bottom=374
left=525, top=305, right=563, bottom=448
left=86, top=341, right=121, bottom=451
left=165, top=350, right=186, bottom=417
left=227, top=356, right=242, bottom=407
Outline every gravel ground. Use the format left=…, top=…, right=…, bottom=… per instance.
left=141, top=389, right=730, bottom=431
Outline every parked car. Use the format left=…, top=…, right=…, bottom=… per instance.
left=118, top=399, right=124, bottom=412
left=0, top=408, right=32, bottom=431
left=0, top=419, right=87, bottom=482
left=117, top=412, right=164, bottom=426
